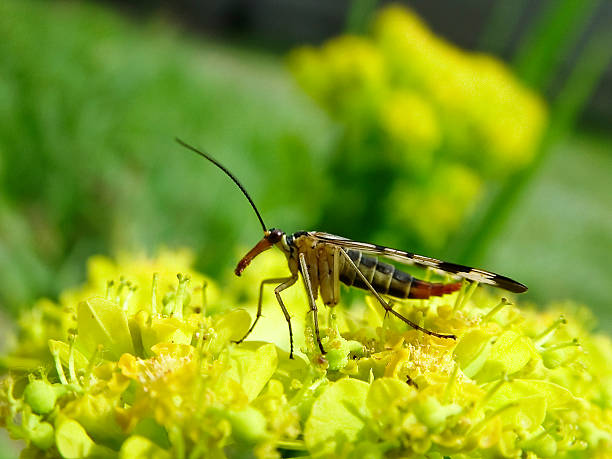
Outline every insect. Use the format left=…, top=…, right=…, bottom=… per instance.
left=177, top=139, right=527, bottom=359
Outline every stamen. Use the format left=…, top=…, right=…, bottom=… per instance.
left=468, top=401, right=519, bottom=436
left=151, top=273, right=159, bottom=314
left=453, top=279, right=470, bottom=311
left=201, top=280, right=208, bottom=316
left=455, top=281, right=479, bottom=312
left=68, top=333, right=78, bottom=384
left=195, top=324, right=206, bottom=354
left=534, top=316, right=566, bottom=347
left=122, top=284, right=137, bottom=312
left=483, top=298, right=510, bottom=322
left=5, top=376, right=17, bottom=405
left=51, top=346, right=68, bottom=385
left=84, top=344, right=103, bottom=386
left=443, top=362, right=459, bottom=403
left=275, top=440, right=307, bottom=452
left=328, top=310, right=337, bottom=333
left=105, top=280, right=114, bottom=300
left=174, top=274, right=190, bottom=318
left=541, top=338, right=580, bottom=353
left=476, top=375, right=508, bottom=411
left=115, top=276, right=126, bottom=304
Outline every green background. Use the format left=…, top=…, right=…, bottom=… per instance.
left=1, top=0, right=610, bottom=321
left=0, top=3, right=610, bottom=322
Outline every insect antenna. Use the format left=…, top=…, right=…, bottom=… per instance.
left=176, top=138, right=267, bottom=233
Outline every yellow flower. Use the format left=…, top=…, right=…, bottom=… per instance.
left=3, top=250, right=612, bottom=458
left=289, top=35, right=387, bottom=123
left=379, top=89, right=441, bottom=160
left=288, top=4, right=549, bottom=251
left=386, top=164, right=482, bottom=247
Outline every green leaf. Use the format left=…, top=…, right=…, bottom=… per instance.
left=212, top=309, right=251, bottom=344
left=132, top=418, right=170, bottom=449
left=482, top=379, right=583, bottom=435
left=225, top=406, right=268, bottom=444
left=472, top=331, right=536, bottom=382
left=119, top=435, right=171, bottom=459
left=488, top=379, right=582, bottom=412
left=304, top=378, right=369, bottom=455
left=366, top=377, right=414, bottom=419
left=500, top=394, right=547, bottom=432
left=55, top=418, right=116, bottom=458
left=63, top=393, right=126, bottom=450
left=77, top=298, right=134, bottom=360
left=138, top=315, right=193, bottom=356
left=520, top=431, right=558, bottom=458
left=453, top=329, right=495, bottom=378
left=30, top=421, right=55, bottom=450
left=228, top=342, right=278, bottom=402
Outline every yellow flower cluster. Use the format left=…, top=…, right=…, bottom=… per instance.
left=2, top=249, right=611, bottom=458
left=289, top=5, right=548, bottom=248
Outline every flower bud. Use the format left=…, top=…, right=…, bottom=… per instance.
left=225, top=407, right=268, bottom=444
left=24, top=380, right=57, bottom=415
left=30, top=421, right=54, bottom=450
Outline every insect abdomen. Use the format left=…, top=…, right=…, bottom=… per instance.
left=339, top=249, right=461, bottom=299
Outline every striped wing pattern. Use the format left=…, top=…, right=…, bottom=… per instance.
left=310, top=232, right=527, bottom=294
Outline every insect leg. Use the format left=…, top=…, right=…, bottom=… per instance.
left=338, top=248, right=456, bottom=340
left=331, top=247, right=340, bottom=305
left=273, top=275, right=299, bottom=359
left=299, top=252, right=326, bottom=355
left=235, top=276, right=295, bottom=344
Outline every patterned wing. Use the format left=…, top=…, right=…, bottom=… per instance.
left=309, top=232, right=527, bottom=293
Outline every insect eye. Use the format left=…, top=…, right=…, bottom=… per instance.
left=266, top=229, right=283, bottom=243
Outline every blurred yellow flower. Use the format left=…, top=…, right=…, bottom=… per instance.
left=379, top=89, right=441, bottom=159
left=289, top=35, right=387, bottom=124
left=290, top=4, right=549, bottom=250
left=387, top=164, right=482, bottom=247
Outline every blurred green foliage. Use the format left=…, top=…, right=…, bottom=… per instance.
left=0, top=0, right=335, bottom=313
left=484, top=133, right=612, bottom=331
left=458, top=0, right=612, bottom=266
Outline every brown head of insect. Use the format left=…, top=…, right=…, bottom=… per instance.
left=235, top=228, right=285, bottom=276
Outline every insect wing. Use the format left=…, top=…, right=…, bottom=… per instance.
left=309, top=232, right=527, bottom=293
